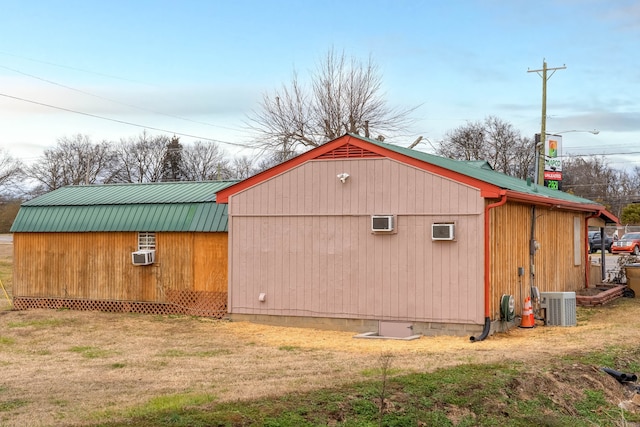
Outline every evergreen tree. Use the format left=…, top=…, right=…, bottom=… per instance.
left=161, top=136, right=184, bottom=182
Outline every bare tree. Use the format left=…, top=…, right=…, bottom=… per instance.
left=438, top=120, right=485, bottom=161
left=438, top=116, right=535, bottom=179
left=230, top=155, right=256, bottom=180
left=181, top=141, right=231, bottom=181
left=562, top=156, right=626, bottom=217
left=0, top=149, right=23, bottom=195
left=247, top=48, right=417, bottom=153
left=253, top=149, right=301, bottom=175
left=25, top=134, right=114, bottom=192
left=109, top=131, right=170, bottom=183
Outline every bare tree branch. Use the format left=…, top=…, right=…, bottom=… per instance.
left=109, top=131, right=169, bottom=183
left=438, top=116, right=535, bottom=180
left=247, top=48, right=418, bottom=154
left=0, top=149, right=23, bottom=194
left=181, top=141, right=231, bottom=181
left=25, top=134, right=114, bottom=191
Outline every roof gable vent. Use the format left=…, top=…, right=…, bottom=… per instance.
left=316, top=143, right=383, bottom=159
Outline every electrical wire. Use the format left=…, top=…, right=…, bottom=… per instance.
left=0, top=49, right=154, bottom=86
left=558, top=151, right=640, bottom=158
left=0, top=63, right=244, bottom=132
left=0, top=92, right=249, bottom=148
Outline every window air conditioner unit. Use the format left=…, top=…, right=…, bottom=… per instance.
left=132, top=249, right=155, bottom=266
left=432, top=223, right=455, bottom=241
left=540, top=291, right=576, bottom=326
left=371, top=215, right=394, bottom=232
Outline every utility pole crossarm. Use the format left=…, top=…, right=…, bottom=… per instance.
left=527, top=65, right=567, bottom=76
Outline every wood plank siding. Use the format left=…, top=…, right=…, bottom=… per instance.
left=489, top=201, right=587, bottom=318
left=13, top=231, right=228, bottom=302
left=228, top=158, right=486, bottom=325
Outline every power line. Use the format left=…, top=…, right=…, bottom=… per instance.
left=0, top=92, right=250, bottom=148
left=562, top=152, right=640, bottom=158
left=0, top=63, right=244, bottom=132
left=566, top=145, right=640, bottom=151
left=0, top=50, right=154, bottom=86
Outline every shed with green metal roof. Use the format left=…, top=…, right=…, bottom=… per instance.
left=216, top=133, right=618, bottom=339
left=11, top=180, right=237, bottom=317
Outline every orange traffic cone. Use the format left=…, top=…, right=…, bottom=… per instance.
left=519, top=296, right=535, bottom=328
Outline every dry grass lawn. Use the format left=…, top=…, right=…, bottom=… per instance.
left=1, top=241, right=640, bottom=426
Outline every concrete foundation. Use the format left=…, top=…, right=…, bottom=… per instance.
left=230, top=313, right=485, bottom=338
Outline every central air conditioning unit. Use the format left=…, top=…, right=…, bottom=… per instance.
left=540, top=291, right=576, bottom=326
left=132, top=249, right=155, bottom=266
left=432, top=223, right=455, bottom=241
left=371, top=215, right=394, bottom=232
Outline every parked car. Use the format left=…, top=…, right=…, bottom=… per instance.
left=612, top=233, right=640, bottom=255
left=588, top=230, right=613, bottom=253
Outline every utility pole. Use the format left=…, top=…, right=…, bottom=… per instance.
left=528, top=60, right=566, bottom=185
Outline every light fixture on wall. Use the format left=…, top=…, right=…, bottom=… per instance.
left=337, top=173, right=350, bottom=183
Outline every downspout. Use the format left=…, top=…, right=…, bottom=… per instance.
left=471, top=190, right=508, bottom=342
left=585, top=212, right=602, bottom=288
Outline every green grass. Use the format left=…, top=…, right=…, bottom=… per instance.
left=0, top=399, right=29, bottom=412
left=0, top=259, right=11, bottom=279
left=95, top=393, right=217, bottom=426
left=562, top=345, right=640, bottom=371
left=7, top=318, right=70, bottom=328
left=576, top=306, right=599, bottom=323
left=575, top=389, right=619, bottom=424
left=157, top=348, right=231, bottom=358
left=69, top=346, right=113, bottom=359
left=88, top=355, right=640, bottom=427
left=0, top=336, right=15, bottom=345
left=360, top=366, right=403, bottom=377
left=561, top=345, right=623, bottom=366
left=0, top=259, right=12, bottom=303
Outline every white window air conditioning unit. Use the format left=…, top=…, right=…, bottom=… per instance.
left=432, top=223, right=455, bottom=241
left=132, top=249, right=155, bottom=266
left=371, top=215, right=394, bottom=232
left=540, top=291, right=576, bottom=326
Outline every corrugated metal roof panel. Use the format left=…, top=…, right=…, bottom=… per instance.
left=11, top=202, right=229, bottom=232
left=12, top=181, right=236, bottom=233
left=366, top=136, right=598, bottom=206
left=23, top=180, right=238, bottom=207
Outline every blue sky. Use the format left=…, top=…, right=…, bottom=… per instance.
left=1, top=0, right=639, bottom=169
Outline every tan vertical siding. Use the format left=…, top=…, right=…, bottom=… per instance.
left=232, top=158, right=484, bottom=216
left=229, top=158, right=486, bottom=325
left=534, top=208, right=586, bottom=291
left=13, top=231, right=227, bottom=302
left=489, top=202, right=587, bottom=318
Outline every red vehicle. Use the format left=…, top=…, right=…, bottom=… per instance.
left=612, top=233, right=640, bottom=255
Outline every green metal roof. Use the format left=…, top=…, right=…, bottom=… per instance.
left=22, top=180, right=234, bottom=206
left=11, top=181, right=237, bottom=233
left=364, top=136, right=601, bottom=206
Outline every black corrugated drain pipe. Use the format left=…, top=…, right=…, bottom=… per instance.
left=469, top=317, right=491, bottom=342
